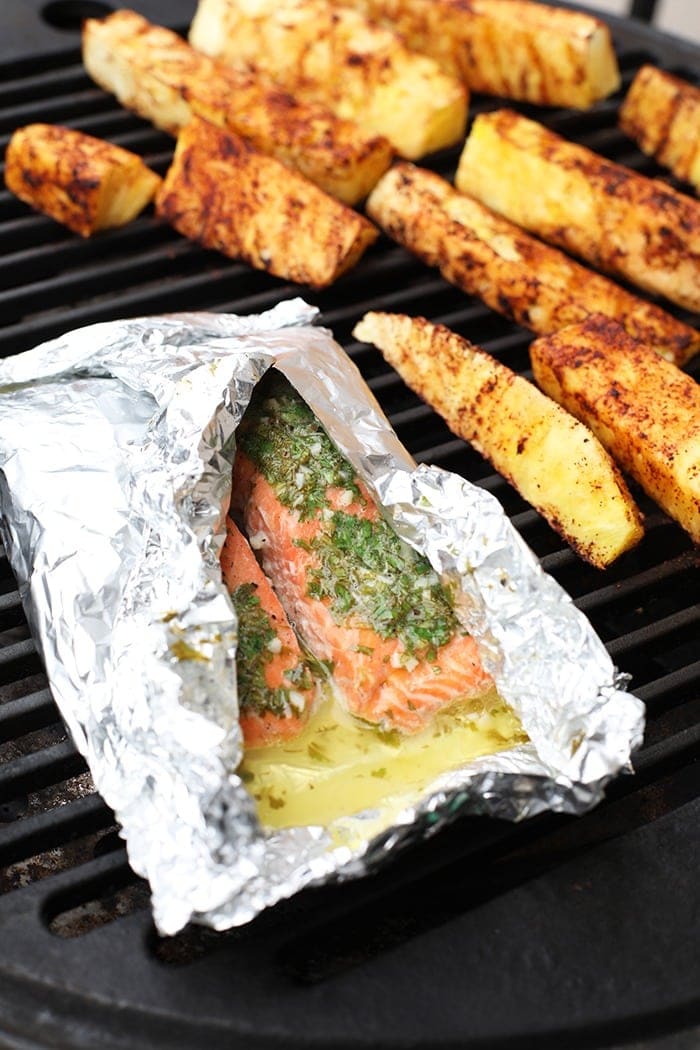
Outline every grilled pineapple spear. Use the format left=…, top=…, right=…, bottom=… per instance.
left=156, top=116, right=378, bottom=288
left=365, top=164, right=699, bottom=365
left=456, top=110, right=700, bottom=313
left=338, top=0, right=620, bottom=108
left=530, top=315, right=700, bottom=545
left=83, top=9, right=393, bottom=205
left=353, top=311, right=643, bottom=568
left=620, top=65, right=700, bottom=194
left=188, top=0, right=468, bottom=159
left=4, top=123, right=160, bottom=236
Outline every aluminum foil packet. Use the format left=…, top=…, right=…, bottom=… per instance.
left=0, top=298, right=645, bottom=935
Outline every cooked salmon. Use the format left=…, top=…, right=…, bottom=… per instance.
left=231, top=374, right=493, bottom=734
left=221, top=517, right=318, bottom=746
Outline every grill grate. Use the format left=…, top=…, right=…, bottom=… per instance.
left=0, top=6, right=699, bottom=1049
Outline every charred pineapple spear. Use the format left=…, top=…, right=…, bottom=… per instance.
left=531, top=316, right=700, bottom=547
left=456, top=109, right=700, bottom=313
left=156, top=116, right=378, bottom=288
left=354, top=311, right=643, bottom=569
left=365, top=163, right=700, bottom=365
left=620, top=65, right=700, bottom=194
left=82, top=8, right=393, bottom=205
left=335, top=0, right=620, bottom=109
left=4, top=123, right=160, bottom=236
left=188, top=0, right=468, bottom=159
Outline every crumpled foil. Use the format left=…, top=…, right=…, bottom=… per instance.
left=0, top=298, right=645, bottom=935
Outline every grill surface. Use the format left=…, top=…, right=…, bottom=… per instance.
left=0, top=4, right=699, bottom=1049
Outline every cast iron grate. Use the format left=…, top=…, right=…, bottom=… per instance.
left=0, top=7, right=699, bottom=1050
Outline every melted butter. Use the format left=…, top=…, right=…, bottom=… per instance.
left=240, top=689, right=527, bottom=830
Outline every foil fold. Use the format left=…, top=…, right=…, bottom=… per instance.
left=0, top=299, right=645, bottom=934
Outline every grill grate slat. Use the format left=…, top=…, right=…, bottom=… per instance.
left=0, top=589, right=22, bottom=613
left=0, top=739, right=84, bottom=801
left=606, top=606, right=700, bottom=659
left=637, top=661, right=700, bottom=705
left=0, top=637, right=38, bottom=669
left=0, top=793, right=110, bottom=869
left=576, top=551, right=697, bottom=612
left=0, top=221, right=178, bottom=288
left=39, top=847, right=136, bottom=916
left=0, top=88, right=117, bottom=135
left=0, top=63, right=87, bottom=107
left=0, top=264, right=287, bottom=358
left=0, top=688, right=55, bottom=741
left=0, top=239, right=196, bottom=322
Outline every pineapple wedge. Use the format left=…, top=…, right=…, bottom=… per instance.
left=365, top=164, right=700, bottom=365
left=156, top=116, right=378, bottom=288
left=353, top=311, right=643, bottom=567
left=4, top=123, right=160, bottom=237
left=188, top=0, right=468, bottom=159
left=83, top=9, right=393, bottom=205
left=456, top=110, right=700, bottom=313
left=340, top=0, right=620, bottom=108
left=620, top=65, right=700, bottom=193
left=530, top=315, right=700, bottom=545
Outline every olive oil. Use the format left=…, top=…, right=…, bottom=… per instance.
left=240, top=690, right=527, bottom=829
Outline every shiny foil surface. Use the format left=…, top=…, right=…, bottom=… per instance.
left=0, top=299, right=645, bottom=934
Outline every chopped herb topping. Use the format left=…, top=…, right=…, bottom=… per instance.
left=230, top=582, right=313, bottom=717
left=307, top=741, right=330, bottom=763
left=237, top=373, right=361, bottom=520
left=170, top=640, right=208, bottom=662
left=305, top=510, right=457, bottom=659
left=238, top=373, right=462, bottom=662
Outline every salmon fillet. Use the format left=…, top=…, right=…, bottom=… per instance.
left=231, top=374, right=493, bottom=734
left=221, top=518, right=318, bottom=746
